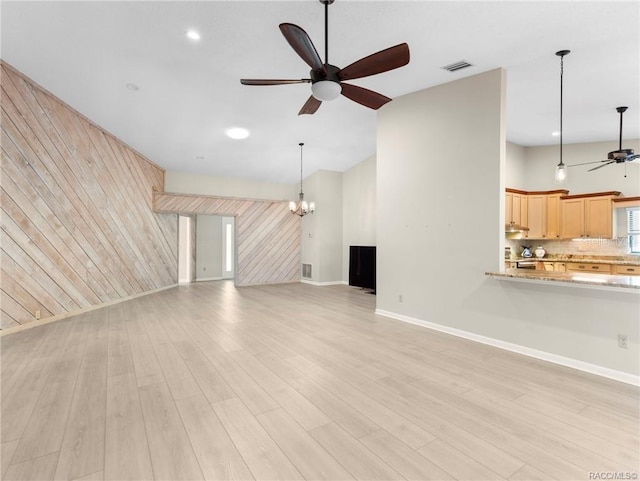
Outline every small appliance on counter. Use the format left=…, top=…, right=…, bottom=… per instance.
left=534, top=246, right=546, bottom=258
left=505, top=247, right=512, bottom=260
left=521, top=246, right=533, bottom=258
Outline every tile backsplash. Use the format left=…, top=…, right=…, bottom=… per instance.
left=506, top=237, right=633, bottom=258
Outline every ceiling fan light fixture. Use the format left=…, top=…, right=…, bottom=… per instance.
left=311, top=80, right=342, bottom=101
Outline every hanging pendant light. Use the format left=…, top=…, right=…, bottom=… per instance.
left=289, top=142, right=315, bottom=217
left=554, top=49, right=570, bottom=184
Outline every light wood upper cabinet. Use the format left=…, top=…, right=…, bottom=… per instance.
left=545, top=193, right=563, bottom=239
left=522, top=190, right=567, bottom=239
left=560, top=192, right=620, bottom=239
left=505, top=189, right=527, bottom=229
left=526, top=195, right=546, bottom=238
left=560, top=198, right=585, bottom=239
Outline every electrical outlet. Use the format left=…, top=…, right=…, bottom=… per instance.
left=398, top=294, right=403, bottom=303
left=618, top=334, right=628, bottom=349
left=35, top=310, right=41, bottom=320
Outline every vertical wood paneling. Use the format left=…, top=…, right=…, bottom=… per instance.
left=1, top=62, right=177, bottom=328
left=153, top=192, right=300, bottom=286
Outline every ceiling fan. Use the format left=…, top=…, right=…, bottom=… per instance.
left=240, top=0, right=410, bottom=115
left=570, top=106, right=640, bottom=172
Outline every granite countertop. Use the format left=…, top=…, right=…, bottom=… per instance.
left=506, top=256, right=640, bottom=266
left=488, top=269, right=640, bottom=290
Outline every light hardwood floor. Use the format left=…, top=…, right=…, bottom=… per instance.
left=1, top=281, right=638, bottom=480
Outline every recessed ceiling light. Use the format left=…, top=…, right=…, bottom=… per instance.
left=195, top=155, right=205, bottom=160
left=126, top=83, right=139, bottom=91
left=225, top=127, right=250, bottom=140
left=551, top=131, right=560, bottom=136
left=186, top=30, right=201, bottom=41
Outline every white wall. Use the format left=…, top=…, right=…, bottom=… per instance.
left=165, top=171, right=296, bottom=201
left=377, top=68, right=639, bottom=379
left=300, top=170, right=343, bottom=283
left=505, top=142, right=526, bottom=190
left=195, top=215, right=223, bottom=280
left=342, top=155, right=377, bottom=281
left=522, top=140, right=640, bottom=195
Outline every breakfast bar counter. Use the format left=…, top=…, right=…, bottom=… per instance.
left=487, top=269, right=640, bottom=291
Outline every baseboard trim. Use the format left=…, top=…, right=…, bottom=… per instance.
left=301, top=280, right=348, bottom=286
left=196, top=277, right=223, bottom=282
left=375, top=308, right=640, bottom=387
left=1, top=284, right=179, bottom=337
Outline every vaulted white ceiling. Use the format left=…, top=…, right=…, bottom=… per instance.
left=2, top=1, right=638, bottom=184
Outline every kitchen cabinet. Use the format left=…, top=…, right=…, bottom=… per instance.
left=614, top=265, right=640, bottom=276
left=505, top=189, right=527, bottom=230
left=566, top=263, right=611, bottom=273
left=546, top=193, right=563, bottom=239
left=560, top=192, right=620, bottom=239
left=542, top=261, right=567, bottom=272
left=524, top=190, right=567, bottom=239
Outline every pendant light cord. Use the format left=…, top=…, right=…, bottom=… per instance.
left=299, top=142, right=304, bottom=195
left=559, top=53, right=564, bottom=167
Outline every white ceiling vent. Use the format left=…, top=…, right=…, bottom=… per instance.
left=441, top=60, right=473, bottom=72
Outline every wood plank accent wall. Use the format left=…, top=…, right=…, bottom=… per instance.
left=1, top=62, right=178, bottom=329
left=153, top=192, right=300, bottom=286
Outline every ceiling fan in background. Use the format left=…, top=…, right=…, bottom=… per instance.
left=240, top=0, right=410, bottom=115
left=570, top=106, right=640, bottom=173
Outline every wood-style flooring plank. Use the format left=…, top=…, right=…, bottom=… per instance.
left=229, top=349, right=331, bottom=431
left=175, top=395, right=253, bottom=481
left=137, top=382, right=204, bottom=481
left=173, top=340, right=237, bottom=405
left=212, top=397, right=303, bottom=481
left=1, top=440, right=19, bottom=479
left=256, top=408, right=354, bottom=480
left=309, top=422, right=404, bottom=480
left=54, top=317, right=108, bottom=481
left=359, top=429, right=455, bottom=481
left=254, top=351, right=380, bottom=438
left=2, top=452, right=59, bottom=481
left=10, top=319, right=88, bottom=464
left=288, top=355, right=435, bottom=449
left=418, top=439, right=505, bottom=481
left=103, top=373, right=153, bottom=481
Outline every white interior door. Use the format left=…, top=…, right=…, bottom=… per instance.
left=222, top=216, right=235, bottom=279
left=178, top=215, right=192, bottom=283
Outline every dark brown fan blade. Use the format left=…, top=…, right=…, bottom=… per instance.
left=241, top=79, right=310, bottom=86
left=279, top=23, right=325, bottom=72
left=339, top=43, right=410, bottom=81
left=298, top=96, right=322, bottom=115
left=569, top=159, right=610, bottom=167
left=340, top=83, right=391, bottom=110
left=588, top=161, right=615, bottom=172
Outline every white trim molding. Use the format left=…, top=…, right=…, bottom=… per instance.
left=375, top=309, right=640, bottom=387
left=301, top=280, right=348, bottom=287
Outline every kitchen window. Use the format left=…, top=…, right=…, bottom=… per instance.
left=629, top=208, right=640, bottom=254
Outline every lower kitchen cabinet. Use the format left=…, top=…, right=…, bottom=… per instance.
left=614, top=265, right=640, bottom=276
left=566, top=263, right=611, bottom=274
left=542, top=261, right=566, bottom=272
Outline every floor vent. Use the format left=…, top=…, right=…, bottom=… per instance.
left=441, top=60, right=473, bottom=72
left=302, top=263, right=312, bottom=279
